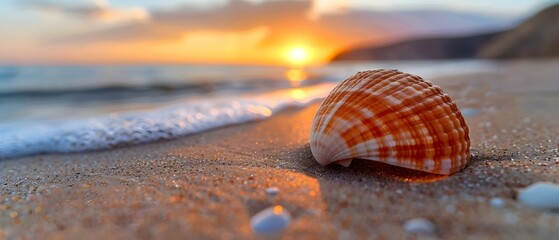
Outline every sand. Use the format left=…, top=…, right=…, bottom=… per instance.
left=1, top=60, right=559, bottom=239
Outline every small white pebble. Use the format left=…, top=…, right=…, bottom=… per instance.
left=403, top=218, right=436, bottom=235
left=265, top=187, right=279, bottom=196
left=518, top=182, right=559, bottom=210
left=250, top=206, right=291, bottom=234
left=490, top=197, right=505, bottom=208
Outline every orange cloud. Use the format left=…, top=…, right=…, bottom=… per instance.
left=17, top=0, right=515, bottom=65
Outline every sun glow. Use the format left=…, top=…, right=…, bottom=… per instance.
left=286, top=46, right=312, bottom=66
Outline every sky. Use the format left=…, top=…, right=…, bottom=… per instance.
left=0, top=0, right=557, bottom=65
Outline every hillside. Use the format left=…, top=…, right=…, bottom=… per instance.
left=331, top=31, right=503, bottom=61
left=479, top=4, right=559, bottom=58
left=331, top=4, right=559, bottom=61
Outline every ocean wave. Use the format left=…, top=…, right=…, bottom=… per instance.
left=0, top=60, right=500, bottom=159
left=0, top=84, right=335, bottom=159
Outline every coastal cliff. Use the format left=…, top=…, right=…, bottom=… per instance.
left=332, top=4, right=559, bottom=61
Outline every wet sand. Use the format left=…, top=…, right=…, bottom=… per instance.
left=1, top=60, right=559, bottom=239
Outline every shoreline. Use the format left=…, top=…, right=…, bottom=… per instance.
left=1, top=62, right=559, bottom=239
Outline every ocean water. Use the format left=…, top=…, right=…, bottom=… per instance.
left=0, top=61, right=498, bottom=158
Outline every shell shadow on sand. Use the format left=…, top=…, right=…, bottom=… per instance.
left=294, top=143, right=530, bottom=185
left=296, top=144, right=448, bottom=183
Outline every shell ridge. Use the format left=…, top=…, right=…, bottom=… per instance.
left=365, top=80, right=468, bottom=172
left=316, top=74, right=375, bottom=136
left=312, top=70, right=396, bottom=164
left=312, top=71, right=377, bottom=132
left=360, top=70, right=404, bottom=92
left=314, top=69, right=405, bottom=126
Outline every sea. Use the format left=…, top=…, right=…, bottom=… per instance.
left=0, top=60, right=498, bottom=158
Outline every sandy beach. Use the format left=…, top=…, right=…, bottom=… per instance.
left=1, top=60, right=559, bottom=239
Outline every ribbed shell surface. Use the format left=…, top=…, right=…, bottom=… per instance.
left=310, top=69, right=470, bottom=175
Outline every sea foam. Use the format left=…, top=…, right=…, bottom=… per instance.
left=0, top=84, right=335, bottom=159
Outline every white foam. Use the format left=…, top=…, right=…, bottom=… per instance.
left=0, top=84, right=335, bottom=159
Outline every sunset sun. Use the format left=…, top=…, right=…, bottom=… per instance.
left=286, top=46, right=312, bottom=65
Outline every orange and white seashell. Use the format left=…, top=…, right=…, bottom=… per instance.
left=310, top=69, right=470, bottom=175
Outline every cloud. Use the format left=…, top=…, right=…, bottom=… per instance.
left=56, top=0, right=313, bottom=43
left=22, top=0, right=149, bottom=23
left=48, top=0, right=515, bottom=50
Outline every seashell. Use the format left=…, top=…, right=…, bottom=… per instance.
left=310, top=69, right=470, bottom=175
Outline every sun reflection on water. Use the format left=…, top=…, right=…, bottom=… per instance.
left=290, top=89, right=306, bottom=100
left=285, top=68, right=308, bottom=87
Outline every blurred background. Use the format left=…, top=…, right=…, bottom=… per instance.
left=1, top=0, right=558, bottom=65
left=0, top=0, right=558, bottom=141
